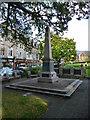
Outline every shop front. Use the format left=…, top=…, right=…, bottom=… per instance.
left=16, top=58, right=26, bottom=68
left=1, top=58, right=8, bottom=67
left=1, top=58, right=14, bottom=68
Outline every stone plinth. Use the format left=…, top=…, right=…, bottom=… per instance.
left=38, top=26, right=58, bottom=83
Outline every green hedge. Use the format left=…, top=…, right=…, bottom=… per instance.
left=85, top=66, right=90, bottom=77
left=86, top=69, right=90, bottom=76
left=19, top=71, right=24, bottom=78
left=31, top=66, right=42, bottom=74
left=64, top=62, right=89, bottom=68
left=85, top=66, right=90, bottom=69
left=23, top=68, right=30, bottom=71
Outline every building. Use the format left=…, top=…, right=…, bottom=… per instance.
left=76, top=50, right=90, bottom=62
left=0, top=34, right=40, bottom=69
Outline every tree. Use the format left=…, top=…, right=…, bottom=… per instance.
left=0, top=1, right=89, bottom=51
left=39, top=40, right=45, bottom=60
left=83, top=55, right=88, bottom=61
left=39, top=34, right=76, bottom=64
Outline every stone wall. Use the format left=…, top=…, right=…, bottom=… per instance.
left=58, top=66, right=86, bottom=78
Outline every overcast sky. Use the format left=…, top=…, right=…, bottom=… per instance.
left=63, top=16, right=88, bottom=51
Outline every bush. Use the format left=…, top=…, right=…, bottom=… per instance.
left=24, top=68, right=30, bottom=71
left=20, top=71, right=24, bottom=78
left=31, top=68, right=38, bottom=74
left=23, top=68, right=31, bottom=78
left=86, top=66, right=90, bottom=69
left=31, top=66, right=42, bottom=74
left=36, top=66, right=42, bottom=72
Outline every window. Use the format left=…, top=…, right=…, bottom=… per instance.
left=20, top=44, right=22, bottom=48
left=1, top=38, right=3, bottom=44
left=20, top=51, right=23, bottom=58
left=9, top=50, right=12, bottom=56
left=1, top=48, right=5, bottom=56
left=20, top=52, right=21, bottom=57
left=8, top=41, right=10, bottom=46
left=8, top=48, right=13, bottom=58
left=8, top=49, right=13, bottom=56
left=26, top=52, right=28, bottom=58
left=22, top=45, right=23, bottom=49
left=8, top=41, right=13, bottom=47
left=20, top=44, right=23, bottom=49
left=28, top=54, right=30, bottom=58
left=16, top=50, right=18, bottom=58
left=16, top=43, right=18, bottom=48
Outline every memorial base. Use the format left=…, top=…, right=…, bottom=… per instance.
left=38, top=71, right=58, bottom=83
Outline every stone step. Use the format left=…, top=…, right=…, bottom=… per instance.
left=65, top=79, right=80, bottom=91
left=66, top=80, right=83, bottom=97
left=10, top=84, right=68, bottom=94
left=5, top=85, right=67, bottom=97
left=5, top=80, right=83, bottom=97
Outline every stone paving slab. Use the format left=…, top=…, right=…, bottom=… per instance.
left=13, top=78, right=74, bottom=90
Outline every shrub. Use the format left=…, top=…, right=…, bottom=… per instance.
left=23, top=68, right=31, bottom=78
left=28, top=66, right=32, bottom=71
left=36, top=66, right=42, bottom=72
left=31, top=66, right=42, bottom=74
left=24, top=68, right=30, bottom=71
left=86, top=66, right=90, bottom=69
left=20, top=71, right=24, bottom=78
left=31, top=68, right=38, bottom=74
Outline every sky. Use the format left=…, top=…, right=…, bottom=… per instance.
left=63, top=16, right=88, bottom=51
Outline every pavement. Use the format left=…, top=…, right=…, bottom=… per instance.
left=2, top=77, right=89, bottom=118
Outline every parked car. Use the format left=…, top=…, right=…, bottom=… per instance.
left=32, top=65, right=37, bottom=68
left=19, top=64, right=28, bottom=70
left=31, top=64, right=41, bottom=68
left=0, top=67, right=13, bottom=81
left=13, top=70, right=24, bottom=75
left=0, top=67, right=13, bottom=77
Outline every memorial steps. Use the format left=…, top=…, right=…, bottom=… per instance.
left=5, top=79, right=82, bottom=97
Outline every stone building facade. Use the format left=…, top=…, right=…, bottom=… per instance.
left=0, top=35, right=40, bottom=69
left=76, top=50, right=90, bottom=62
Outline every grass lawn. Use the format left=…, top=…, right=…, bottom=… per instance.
left=2, top=92, right=48, bottom=119
left=64, top=63, right=83, bottom=68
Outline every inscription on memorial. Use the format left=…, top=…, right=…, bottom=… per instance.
left=63, top=69, right=70, bottom=74
left=74, top=69, right=81, bottom=75
left=42, top=74, right=49, bottom=77
left=43, top=62, right=49, bottom=72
